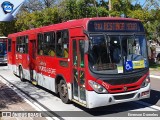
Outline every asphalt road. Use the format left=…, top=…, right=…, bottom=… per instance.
left=0, top=65, right=160, bottom=120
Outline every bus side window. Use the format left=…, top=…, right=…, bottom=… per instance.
left=44, top=33, right=50, bottom=55
left=16, top=36, right=27, bottom=54
left=63, top=30, right=69, bottom=58
left=56, top=31, right=62, bottom=57
left=56, top=30, right=69, bottom=58
left=48, top=32, right=55, bottom=57
left=48, top=46, right=55, bottom=56
left=37, top=33, right=44, bottom=55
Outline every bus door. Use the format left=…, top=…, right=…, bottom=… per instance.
left=29, top=40, right=36, bottom=82
left=72, top=38, right=86, bottom=104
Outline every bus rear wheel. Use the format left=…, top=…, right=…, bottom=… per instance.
left=59, top=79, right=70, bottom=104
left=19, top=67, right=25, bottom=82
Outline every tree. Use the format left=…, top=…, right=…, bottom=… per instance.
left=23, top=0, right=57, bottom=12
left=15, top=7, right=59, bottom=31
left=0, top=21, right=17, bottom=36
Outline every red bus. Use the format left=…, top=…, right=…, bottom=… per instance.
left=0, top=36, right=7, bottom=64
left=7, top=17, right=150, bottom=108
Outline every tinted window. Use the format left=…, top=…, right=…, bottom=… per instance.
left=16, top=36, right=28, bottom=53
left=38, top=32, right=55, bottom=56
left=56, top=30, right=69, bottom=58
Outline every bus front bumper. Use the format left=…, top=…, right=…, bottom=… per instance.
left=0, top=58, right=7, bottom=64
left=86, top=83, right=150, bottom=108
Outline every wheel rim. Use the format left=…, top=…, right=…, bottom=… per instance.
left=60, top=83, right=68, bottom=97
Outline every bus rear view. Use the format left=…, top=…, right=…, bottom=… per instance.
left=83, top=18, right=150, bottom=108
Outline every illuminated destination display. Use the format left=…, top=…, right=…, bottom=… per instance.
left=88, top=20, right=144, bottom=32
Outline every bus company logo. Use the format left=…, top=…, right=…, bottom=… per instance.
left=1, top=1, right=14, bottom=14
left=123, top=86, right=128, bottom=91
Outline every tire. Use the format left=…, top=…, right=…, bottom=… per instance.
left=58, top=79, right=70, bottom=104
left=19, top=67, right=25, bottom=82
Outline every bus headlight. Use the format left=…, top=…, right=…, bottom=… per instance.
left=141, top=76, right=150, bottom=88
left=4, top=55, right=7, bottom=60
left=89, top=80, right=108, bottom=94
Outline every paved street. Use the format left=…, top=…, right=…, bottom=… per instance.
left=0, top=79, right=46, bottom=120
left=141, top=69, right=160, bottom=107
left=0, top=65, right=160, bottom=120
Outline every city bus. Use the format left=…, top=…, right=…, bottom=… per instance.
left=7, top=17, right=150, bottom=108
left=0, top=36, right=7, bottom=64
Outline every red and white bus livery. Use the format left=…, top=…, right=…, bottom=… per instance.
left=7, top=17, right=150, bottom=108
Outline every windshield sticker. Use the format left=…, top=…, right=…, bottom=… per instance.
left=132, top=60, right=145, bottom=69
left=125, top=61, right=133, bottom=71
left=117, top=66, right=123, bottom=73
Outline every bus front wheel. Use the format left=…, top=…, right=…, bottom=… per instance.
left=59, top=79, right=70, bottom=104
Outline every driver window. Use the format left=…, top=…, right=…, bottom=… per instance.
left=134, top=38, right=141, bottom=55
left=127, top=38, right=136, bottom=54
left=110, top=36, right=121, bottom=63
left=128, top=38, right=141, bottom=55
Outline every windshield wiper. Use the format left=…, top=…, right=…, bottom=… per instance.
left=103, top=34, right=112, bottom=63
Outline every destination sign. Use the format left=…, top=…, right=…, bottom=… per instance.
left=88, top=20, right=144, bottom=32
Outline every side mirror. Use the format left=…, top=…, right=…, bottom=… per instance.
left=84, top=40, right=89, bottom=54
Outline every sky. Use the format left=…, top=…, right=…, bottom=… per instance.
left=98, top=0, right=158, bottom=9
left=132, top=0, right=146, bottom=6
left=98, top=0, right=146, bottom=6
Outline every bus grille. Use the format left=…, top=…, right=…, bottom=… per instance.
left=105, top=76, right=141, bottom=85
left=113, top=93, right=135, bottom=100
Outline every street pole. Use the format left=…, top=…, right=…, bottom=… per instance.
left=109, top=0, right=112, bottom=17
left=94, top=0, right=98, bottom=17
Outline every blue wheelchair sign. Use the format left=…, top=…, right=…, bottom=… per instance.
left=125, top=61, right=133, bottom=71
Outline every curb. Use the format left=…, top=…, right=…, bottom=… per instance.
left=150, top=75, right=160, bottom=79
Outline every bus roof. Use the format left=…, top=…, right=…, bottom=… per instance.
left=8, top=17, right=141, bottom=37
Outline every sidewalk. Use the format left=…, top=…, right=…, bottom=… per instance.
left=149, top=68, right=160, bottom=77
left=0, top=78, right=46, bottom=120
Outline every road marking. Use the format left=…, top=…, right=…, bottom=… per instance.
left=135, top=101, right=160, bottom=111
left=150, top=75, right=160, bottom=79
left=0, top=76, right=60, bottom=120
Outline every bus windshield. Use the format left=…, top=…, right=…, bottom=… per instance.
left=88, top=34, right=148, bottom=74
left=0, top=42, right=7, bottom=55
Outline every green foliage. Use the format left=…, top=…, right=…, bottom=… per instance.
left=0, top=21, right=17, bottom=36
left=15, top=7, right=59, bottom=31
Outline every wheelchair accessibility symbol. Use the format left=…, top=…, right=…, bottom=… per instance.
left=125, top=61, right=133, bottom=71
